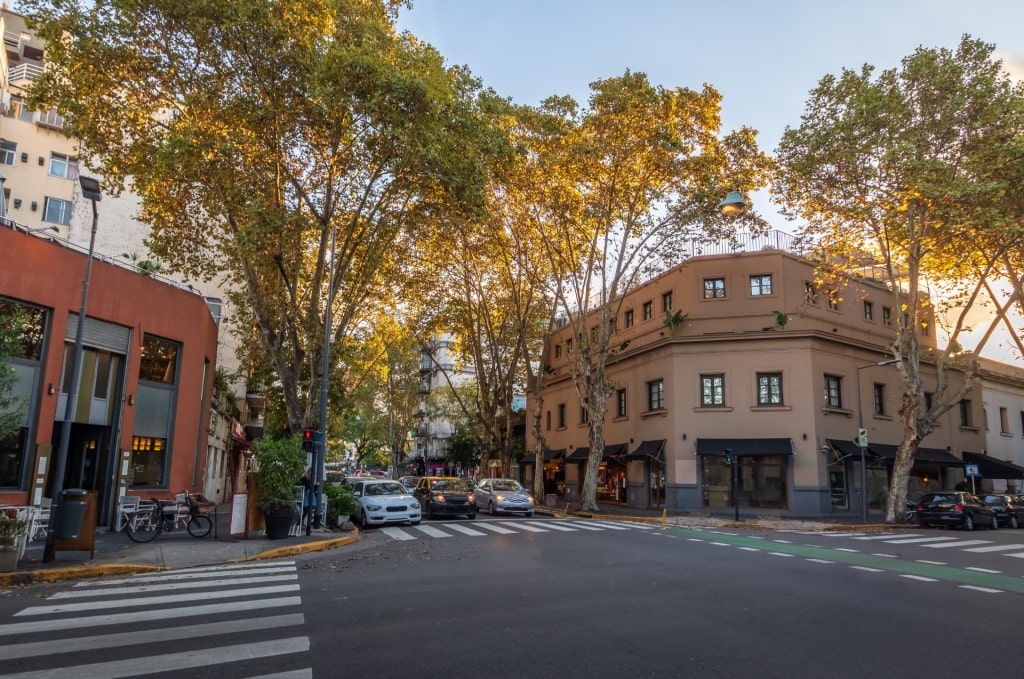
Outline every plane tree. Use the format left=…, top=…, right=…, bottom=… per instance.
left=773, top=36, right=1024, bottom=523
left=23, top=0, right=510, bottom=433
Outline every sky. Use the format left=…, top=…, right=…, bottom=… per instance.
left=397, top=0, right=1024, bottom=363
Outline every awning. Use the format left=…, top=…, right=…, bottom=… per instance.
left=565, top=447, right=589, bottom=462
left=870, top=443, right=964, bottom=467
left=626, top=439, right=666, bottom=463
left=825, top=439, right=865, bottom=464
left=696, top=438, right=793, bottom=457
left=519, top=449, right=565, bottom=466
left=963, top=451, right=1024, bottom=480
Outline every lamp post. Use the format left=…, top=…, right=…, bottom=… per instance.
left=855, top=358, right=899, bottom=524
left=43, top=176, right=102, bottom=562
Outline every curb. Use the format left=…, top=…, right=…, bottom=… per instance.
left=231, top=535, right=361, bottom=562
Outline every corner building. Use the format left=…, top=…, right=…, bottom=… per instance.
left=529, top=234, right=986, bottom=518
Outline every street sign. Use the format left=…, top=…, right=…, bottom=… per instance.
left=964, top=464, right=980, bottom=478
left=856, top=428, right=868, bottom=448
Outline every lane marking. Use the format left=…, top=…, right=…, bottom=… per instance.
left=851, top=566, right=883, bottom=572
left=965, top=567, right=1001, bottom=574
left=412, top=525, right=453, bottom=538
left=17, top=584, right=301, bottom=616
left=922, top=540, right=991, bottom=549
left=84, top=564, right=296, bottom=586
left=497, top=522, right=547, bottom=532
left=445, top=524, right=486, bottom=536
left=525, top=521, right=577, bottom=532
left=473, top=523, right=518, bottom=534
left=963, top=544, right=1024, bottom=553
left=884, top=536, right=975, bottom=545
left=959, top=585, right=1002, bottom=593
left=380, top=527, right=416, bottom=541
left=900, top=574, right=938, bottom=582
left=50, top=574, right=298, bottom=599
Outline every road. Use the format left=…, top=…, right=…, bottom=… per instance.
left=1, top=516, right=1023, bottom=678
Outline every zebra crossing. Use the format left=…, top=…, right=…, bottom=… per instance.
left=784, top=530, right=1024, bottom=559
left=0, top=560, right=310, bottom=679
left=378, top=518, right=658, bottom=541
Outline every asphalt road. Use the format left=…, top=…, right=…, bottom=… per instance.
left=2, top=517, right=1024, bottom=678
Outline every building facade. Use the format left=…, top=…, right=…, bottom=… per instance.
left=0, top=225, right=220, bottom=527
left=528, top=238, right=991, bottom=517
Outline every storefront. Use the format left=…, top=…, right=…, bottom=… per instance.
left=696, top=438, right=793, bottom=511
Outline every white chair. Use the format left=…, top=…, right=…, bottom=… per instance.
left=29, top=502, right=50, bottom=542
left=116, top=496, right=140, bottom=532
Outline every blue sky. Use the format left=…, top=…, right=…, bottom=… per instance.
left=398, top=0, right=1024, bottom=228
left=398, top=1, right=1024, bottom=361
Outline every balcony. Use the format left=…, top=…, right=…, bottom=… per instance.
left=7, top=62, right=43, bottom=84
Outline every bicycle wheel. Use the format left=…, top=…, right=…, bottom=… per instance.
left=125, top=507, right=161, bottom=543
left=187, top=513, right=213, bottom=538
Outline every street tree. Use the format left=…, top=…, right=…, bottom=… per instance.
left=529, top=72, right=773, bottom=511
left=773, top=36, right=1024, bottom=522
left=23, top=0, right=508, bottom=434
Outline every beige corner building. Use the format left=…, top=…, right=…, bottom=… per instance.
left=528, top=234, right=1022, bottom=518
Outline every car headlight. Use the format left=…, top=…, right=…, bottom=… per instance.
left=366, top=504, right=383, bottom=511
left=496, top=494, right=506, bottom=502
left=468, top=494, right=475, bottom=502
left=411, top=501, right=420, bottom=509
left=434, top=494, right=445, bottom=502
left=526, top=495, right=534, bottom=503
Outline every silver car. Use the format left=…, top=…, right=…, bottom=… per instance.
left=351, top=479, right=421, bottom=527
left=474, top=478, right=535, bottom=516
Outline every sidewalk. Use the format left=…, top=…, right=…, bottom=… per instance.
left=1, top=507, right=361, bottom=588
left=2, top=502, right=889, bottom=587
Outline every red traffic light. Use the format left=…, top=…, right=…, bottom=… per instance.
left=303, top=429, right=314, bottom=441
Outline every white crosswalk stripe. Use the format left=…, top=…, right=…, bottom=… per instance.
left=370, top=519, right=665, bottom=540
left=0, top=560, right=311, bottom=678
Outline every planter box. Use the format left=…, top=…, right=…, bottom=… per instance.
left=0, top=549, right=19, bottom=573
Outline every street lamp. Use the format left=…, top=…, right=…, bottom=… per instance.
left=855, top=358, right=899, bottom=524
left=718, top=191, right=747, bottom=217
left=310, top=218, right=338, bottom=534
left=44, top=175, right=102, bottom=562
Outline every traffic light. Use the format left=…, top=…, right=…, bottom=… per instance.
left=722, top=451, right=733, bottom=465
left=302, top=428, right=316, bottom=454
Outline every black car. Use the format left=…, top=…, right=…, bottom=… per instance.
left=413, top=477, right=476, bottom=519
left=981, top=493, right=1024, bottom=529
left=916, top=491, right=998, bottom=531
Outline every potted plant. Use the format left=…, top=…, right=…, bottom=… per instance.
left=253, top=435, right=307, bottom=539
left=324, top=483, right=359, bottom=528
left=0, top=510, right=28, bottom=572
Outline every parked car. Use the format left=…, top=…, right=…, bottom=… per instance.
left=981, top=493, right=1024, bottom=529
left=350, top=479, right=421, bottom=527
left=413, top=477, right=476, bottom=519
left=397, top=476, right=422, bottom=492
left=916, top=491, right=998, bottom=531
left=474, top=478, right=535, bottom=516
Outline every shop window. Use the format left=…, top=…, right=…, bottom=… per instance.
left=130, top=436, right=167, bottom=486
left=702, top=455, right=789, bottom=509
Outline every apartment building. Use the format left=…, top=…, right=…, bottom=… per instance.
left=1, top=8, right=254, bottom=506
left=527, top=235, right=992, bottom=517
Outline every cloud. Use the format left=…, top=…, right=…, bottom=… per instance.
left=995, top=51, right=1024, bottom=82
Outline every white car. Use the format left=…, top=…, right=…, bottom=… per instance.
left=474, top=478, right=535, bottom=516
left=350, top=479, right=421, bottom=527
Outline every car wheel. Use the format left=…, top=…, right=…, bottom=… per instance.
left=424, top=502, right=433, bottom=520
left=525, top=511, right=533, bottom=517
left=990, top=514, right=999, bottom=530
left=360, top=509, right=368, bottom=527
left=918, top=520, right=929, bottom=528
left=1011, top=515, right=1019, bottom=529
left=467, top=512, right=476, bottom=520
left=489, top=501, right=497, bottom=516
left=411, top=519, right=421, bottom=526
left=963, top=514, right=974, bottom=531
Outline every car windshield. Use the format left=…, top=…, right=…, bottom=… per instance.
left=432, top=479, right=472, bottom=492
left=365, top=482, right=406, bottom=496
left=492, top=480, right=522, bottom=491
left=922, top=494, right=956, bottom=503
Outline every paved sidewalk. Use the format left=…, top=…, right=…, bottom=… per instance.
left=2, top=501, right=892, bottom=587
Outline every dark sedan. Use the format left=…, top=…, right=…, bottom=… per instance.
left=981, top=493, right=1024, bottom=529
left=916, top=491, right=998, bottom=531
left=413, top=477, right=476, bottom=519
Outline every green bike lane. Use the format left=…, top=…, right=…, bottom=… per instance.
left=667, top=526, right=1024, bottom=594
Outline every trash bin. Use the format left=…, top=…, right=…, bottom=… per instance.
left=53, top=489, right=88, bottom=540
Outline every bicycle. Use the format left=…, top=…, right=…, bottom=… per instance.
left=124, top=491, right=214, bottom=543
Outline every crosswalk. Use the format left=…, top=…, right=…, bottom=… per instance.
left=0, top=560, right=310, bottom=679
left=784, top=530, right=1024, bottom=559
left=379, top=519, right=658, bottom=541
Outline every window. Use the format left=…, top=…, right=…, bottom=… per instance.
left=757, top=373, right=783, bottom=406
left=139, top=335, right=179, bottom=384
left=608, top=316, right=617, bottom=334
left=36, top=107, right=65, bottom=129
left=616, top=389, right=627, bottom=418
left=700, top=374, right=725, bottom=407
left=864, top=301, right=874, bottom=321
left=704, top=278, right=726, bottom=299
left=48, top=153, right=77, bottom=179
left=624, top=309, right=634, bottom=328
left=827, top=293, right=840, bottom=311
left=662, top=291, right=673, bottom=312
left=565, top=338, right=573, bottom=353
left=546, top=411, right=551, bottom=431
left=554, top=345, right=561, bottom=358
left=872, top=383, right=885, bottom=415
left=557, top=403, right=566, bottom=428
left=882, top=307, right=892, bottom=326
left=959, top=399, right=973, bottom=427
left=579, top=405, right=588, bottom=424
left=647, top=379, right=665, bottom=411
left=924, top=392, right=934, bottom=412
left=0, top=139, right=15, bottom=166
left=804, top=281, right=817, bottom=304
left=824, top=374, right=843, bottom=408
left=999, top=407, right=1008, bottom=434
left=920, top=321, right=929, bottom=337
left=749, top=274, right=773, bottom=296
left=130, top=436, right=167, bottom=486
left=642, top=301, right=653, bottom=321
left=43, top=197, right=73, bottom=226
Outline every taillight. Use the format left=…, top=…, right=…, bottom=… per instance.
left=916, top=503, right=924, bottom=511
left=954, top=503, right=965, bottom=511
